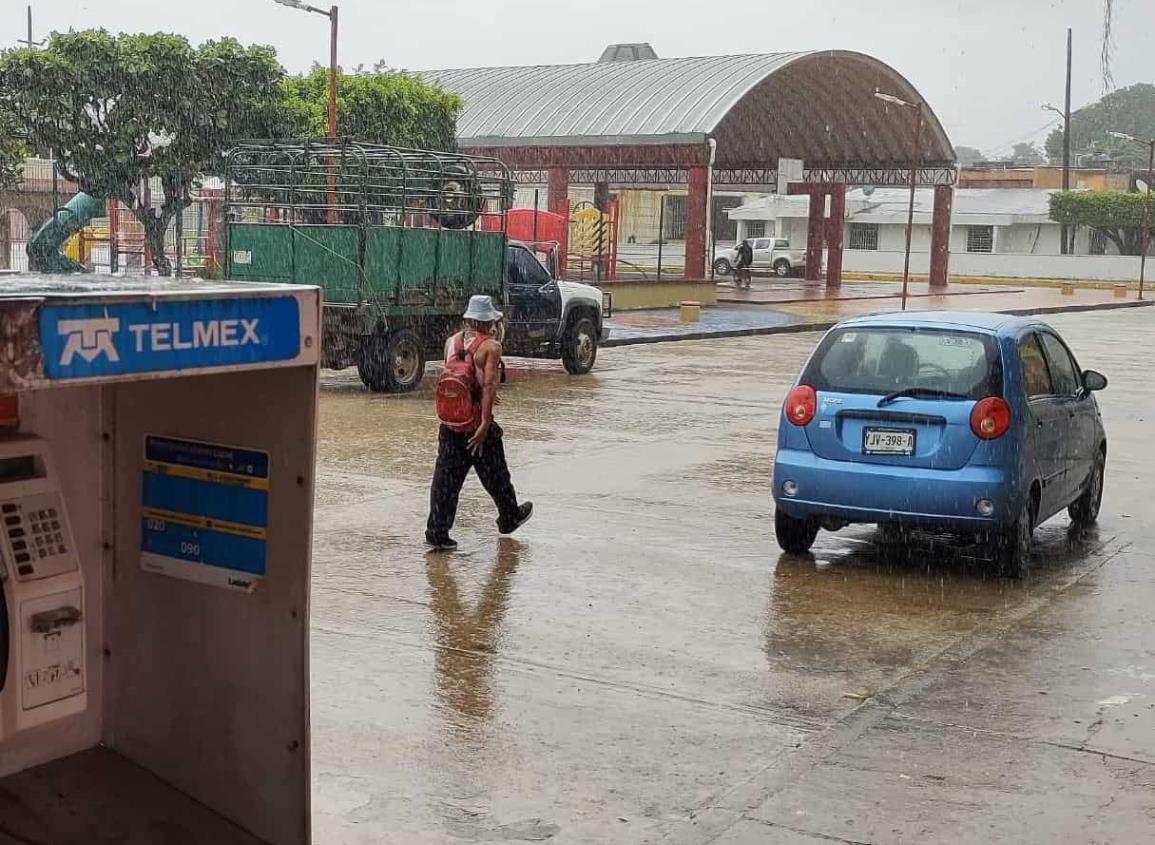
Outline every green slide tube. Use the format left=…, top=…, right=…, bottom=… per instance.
left=27, top=192, right=105, bottom=273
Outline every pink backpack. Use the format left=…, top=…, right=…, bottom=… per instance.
left=436, top=332, right=488, bottom=432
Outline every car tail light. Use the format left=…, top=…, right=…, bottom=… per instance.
left=970, top=396, right=1012, bottom=440
left=785, top=385, right=817, bottom=426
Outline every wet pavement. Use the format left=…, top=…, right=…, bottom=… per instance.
left=607, top=285, right=1151, bottom=346
left=605, top=306, right=803, bottom=344
left=310, top=308, right=1155, bottom=844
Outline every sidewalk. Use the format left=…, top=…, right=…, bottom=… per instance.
left=716, top=278, right=1015, bottom=305
left=606, top=283, right=1152, bottom=347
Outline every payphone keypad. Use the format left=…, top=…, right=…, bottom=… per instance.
left=1, top=493, right=75, bottom=582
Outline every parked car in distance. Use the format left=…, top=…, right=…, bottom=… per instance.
left=713, top=238, right=806, bottom=278
left=771, top=312, right=1108, bottom=577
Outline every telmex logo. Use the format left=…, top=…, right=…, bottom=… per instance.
left=57, top=317, right=262, bottom=366
left=58, top=318, right=121, bottom=365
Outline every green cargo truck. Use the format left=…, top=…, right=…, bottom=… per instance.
left=224, top=141, right=607, bottom=392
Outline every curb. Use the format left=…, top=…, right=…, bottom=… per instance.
left=604, top=298, right=1152, bottom=348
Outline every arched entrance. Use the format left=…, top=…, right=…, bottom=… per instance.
left=424, top=50, right=958, bottom=284
left=0, top=208, right=31, bottom=272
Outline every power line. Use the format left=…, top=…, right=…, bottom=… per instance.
left=987, top=116, right=1063, bottom=157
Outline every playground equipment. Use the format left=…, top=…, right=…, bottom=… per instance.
left=26, top=192, right=104, bottom=273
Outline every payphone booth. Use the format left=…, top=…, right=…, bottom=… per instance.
left=0, top=275, right=320, bottom=845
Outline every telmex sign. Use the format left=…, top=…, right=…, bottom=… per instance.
left=40, top=297, right=301, bottom=380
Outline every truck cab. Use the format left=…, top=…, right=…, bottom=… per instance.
left=504, top=241, right=608, bottom=375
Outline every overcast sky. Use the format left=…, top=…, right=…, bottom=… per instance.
left=16, top=0, right=1154, bottom=154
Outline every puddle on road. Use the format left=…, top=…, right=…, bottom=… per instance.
left=761, top=520, right=1111, bottom=712
left=426, top=538, right=525, bottom=744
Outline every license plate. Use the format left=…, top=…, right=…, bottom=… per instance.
left=863, top=427, right=916, bottom=456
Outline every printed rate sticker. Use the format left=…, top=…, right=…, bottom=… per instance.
left=140, top=435, right=270, bottom=592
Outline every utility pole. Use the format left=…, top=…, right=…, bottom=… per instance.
left=272, top=1, right=340, bottom=223
left=1108, top=132, right=1154, bottom=301
left=1062, top=27, right=1073, bottom=254
left=875, top=91, right=923, bottom=311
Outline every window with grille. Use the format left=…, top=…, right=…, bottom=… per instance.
left=744, top=221, right=767, bottom=239
left=661, top=194, right=688, bottom=241
left=711, top=196, right=741, bottom=243
left=848, top=223, right=879, bottom=250
left=966, top=225, right=994, bottom=253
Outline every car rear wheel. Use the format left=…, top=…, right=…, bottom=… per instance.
left=994, top=497, right=1034, bottom=579
left=773, top=259, right=791, bottom=277
left=713, top=258, right=733, bottom=276
left=775, top=510, right=819, bottom=554
left=1068, top=449, right=1105, bottom=528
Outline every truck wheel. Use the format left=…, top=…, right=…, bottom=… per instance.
left=773, top=259, right=791, bottom=277
left=357, top=329, right=426, bottom=393
left=712, top=258, right=733, bottom=276
left=561, top=315, right=598, bottom=375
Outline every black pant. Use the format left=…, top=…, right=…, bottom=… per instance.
left=427, top=423, right=520, bottom=536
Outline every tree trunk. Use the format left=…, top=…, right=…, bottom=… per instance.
left=1098, top=227, right=1127, bottom=255
left=143, top=218, right=173, bottom=276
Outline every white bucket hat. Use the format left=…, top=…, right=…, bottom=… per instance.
left=463, top=295, right=503, bottom=323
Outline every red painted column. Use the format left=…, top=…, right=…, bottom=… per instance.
left=825, top=184, right=846, bottom=289
left=929, top=185, right=954, bottom=289
left=684, top=165, right=709, bottom=280
left=805, top=191, right=825, bottom=282
left=547, top=167, right=570, bottom=276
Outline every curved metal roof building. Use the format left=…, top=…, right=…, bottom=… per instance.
left=421, top=51, right=955, bottom=170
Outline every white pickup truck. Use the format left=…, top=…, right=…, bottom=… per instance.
left=713, top=238, right=807, bottom=278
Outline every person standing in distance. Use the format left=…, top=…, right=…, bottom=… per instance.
left=426, top=295, right=533, bottom=551
left=734, top=238, right=754, bottom=288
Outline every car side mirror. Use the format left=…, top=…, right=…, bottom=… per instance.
left=1082, top=369, right=1108, bottom=392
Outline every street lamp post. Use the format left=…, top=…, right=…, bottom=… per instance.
left=875, top=91, right=923, bottom=311
left=1108, top=131, right=1154, bottom=300
left=273, top=0, right=339, bottom=223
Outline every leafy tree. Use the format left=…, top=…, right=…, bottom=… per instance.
left=1011, top=142, right=1045, bottom=166
left=1049, top=190, right=1150, bottom=254
left=0, top=107, right=23, bottom=189
left=283, top=67, right=462, bottom=151
left=1045, top=84, right=1155, bottom=168
left=0, top=30, right=286, bottom=274
left=955, top=145, right=985, bottom=167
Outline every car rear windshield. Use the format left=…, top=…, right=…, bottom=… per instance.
left=801, top=327, right=1002, bottom=399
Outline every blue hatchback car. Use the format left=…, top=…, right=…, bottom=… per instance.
left=772, top=312, right=1108, bottom=576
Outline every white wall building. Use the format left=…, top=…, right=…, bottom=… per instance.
left=727, top=188, right=1105, bottom=255
left=725, top=188, right=1148, bottom=283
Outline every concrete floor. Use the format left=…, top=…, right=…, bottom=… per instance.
left=310, top=308, right=1155, bottom=844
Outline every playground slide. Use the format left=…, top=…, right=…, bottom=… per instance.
left=27, top=192, right=104, bottom=273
